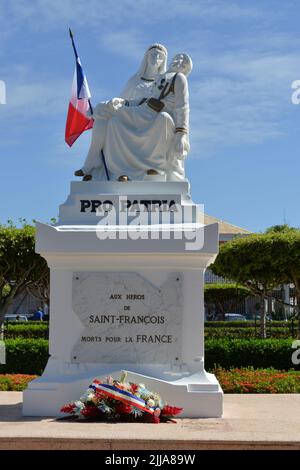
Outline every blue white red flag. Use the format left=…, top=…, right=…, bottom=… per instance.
left=65, top=54, right=93, bottom=147
left=90, top=381, right=155, bottom=415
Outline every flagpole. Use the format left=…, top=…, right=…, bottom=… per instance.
left=69, top=28, right=78, bottom=59
left=68, top=28, right=110, bottom=181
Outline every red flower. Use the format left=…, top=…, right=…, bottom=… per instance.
left=115, top=402, right=133, bottom=414
left=161, top=405, right=183, bottom=417
left=60, top=402, right=76, bottom=414
left=81, top=404, right=101, bottom=418
left=143, top=412, right=160, bottom=424
left=114, top=382, right=126, bottom=390
left=130, top=383, right=139, bottom=394
left=150, top=414, right=160, bottom=424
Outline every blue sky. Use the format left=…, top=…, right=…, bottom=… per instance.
left=0, top=0, right=299, bottom=232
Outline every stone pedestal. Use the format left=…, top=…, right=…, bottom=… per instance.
left=23, top=181, right=223, bottom=417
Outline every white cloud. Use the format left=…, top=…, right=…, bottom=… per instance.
left=186, top=46, right=300, bottom=157
left=2, top=79, right=69, bottom=117
left=0, top=67, right=106, bottom=119
left=2, top=0, right=265, bottom=33
left=1, top=0, right=299, bottom=160
left=98, top=30, right=145, bottom=61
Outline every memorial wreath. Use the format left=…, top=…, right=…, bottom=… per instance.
left=60, top=372, right=183, bottom=423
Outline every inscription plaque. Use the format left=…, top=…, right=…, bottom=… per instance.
left=71, top=272, right=183, bottom=364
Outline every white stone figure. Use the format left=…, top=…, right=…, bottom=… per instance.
left=74, top=44, right=168, bottom=181
left=101, top=53, right=192, bottom=182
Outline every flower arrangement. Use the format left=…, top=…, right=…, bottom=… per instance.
left=60, top=372, right=183, bottom=423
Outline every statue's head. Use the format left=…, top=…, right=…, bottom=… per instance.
left=169, top=53, right=193, bottom=76
left=146, top=44, right=168, bottom=73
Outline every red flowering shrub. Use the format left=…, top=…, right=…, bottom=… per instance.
left=0, top=374, right=37, bottom=391
left=214, top=367, right=300, bottom=393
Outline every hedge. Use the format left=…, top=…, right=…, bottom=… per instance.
left=0, top=338, right=298, bottom=374
left=4, top=323, right=49, bottom=339
left=4, top=321, right=49, bottom=326
left=205, top=321, right=296, bottom=328
left=205, top=339, right=299, bottom=371
left=4, top=324, right=296, bottom=341
left=205, top=327, right=296, bottom=339
left=0, top=339, right=49, bottom=375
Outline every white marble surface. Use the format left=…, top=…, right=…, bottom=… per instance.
left=58, top=181, right=200, bottom=226
left=71, top=271, right=183, bottom=364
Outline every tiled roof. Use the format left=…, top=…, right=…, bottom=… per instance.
left=203, top=214, right=252, bottom=236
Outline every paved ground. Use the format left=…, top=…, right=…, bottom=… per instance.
left=0, top=393, right=300, bottom=450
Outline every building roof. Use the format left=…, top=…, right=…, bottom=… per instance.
left=203, top=214, right=252, bottom=239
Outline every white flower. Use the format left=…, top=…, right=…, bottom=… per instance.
left=147, top=399, right=155, bottom=408
left=79, top=392, right=94, bottom=402
left=98, top=403, right=112, bottom=414
left=74, top=400, right=84, bottom=409
left=74, top=400, right=85, bottom=414
left=131, top=407, right=143, bottom=417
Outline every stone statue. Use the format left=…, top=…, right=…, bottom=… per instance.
left=104, top=53, right=192, bottom=182
left=74, top=44, right=168, bottom=181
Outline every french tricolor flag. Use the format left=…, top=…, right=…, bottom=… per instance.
left=65, top=31, right=93, bottom=147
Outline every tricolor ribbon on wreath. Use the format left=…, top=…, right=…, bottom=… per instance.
left=90, top=380, right=155, bottom=415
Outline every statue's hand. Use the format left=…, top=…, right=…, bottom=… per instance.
left=111, top=97, right=126, bottom=110
left=173, top=133, right=189, bottom=160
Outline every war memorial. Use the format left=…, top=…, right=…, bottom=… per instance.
left=0, top=33, right=299, bottom=453
left=23, top=45, right=223, bottom=418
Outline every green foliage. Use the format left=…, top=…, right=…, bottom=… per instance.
left=0, top=338, right=49, bottom=375
left=204, top=283, right=251, bottom=303
left=0, top=224, right=49, bottom=325
left=0, top=376, right=11, bottom=391
left=0, top=224, right=37, bottom=279
left=210, top=233, right=284, bottom=289
left=210, top=230, right=300, bottom=338
left=205, top=339, right=298, bottom=370
left=205, top=327, right=296, bottom=339
left=265, top=224, right=298, bottom=234
left=0, top=337, right=297, bottom=375
left=2, top=284, right=10, bottom=297
left=205, top=321, right=295, bottom=328
left=4, top=322, right=297, bottom=341
left=4, top=323, right=49, bottom=339
left=211, top=228, right=300, bottom=298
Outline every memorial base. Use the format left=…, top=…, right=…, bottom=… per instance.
left=23, top=181, right=223, bottom=418
left=23, top=360, right=222, bottom=418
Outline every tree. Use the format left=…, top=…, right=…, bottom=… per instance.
left=204, top=283, right=251, bottom=320
left=210, top=233, right=285, bottom=338
left=267, top=230, right=300, bottom=339
left=0, top=224, right=49, bottom=328
left=265, top=224, right=296, bottom=234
